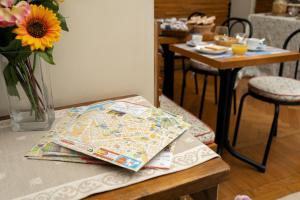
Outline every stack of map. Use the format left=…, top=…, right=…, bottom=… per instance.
left=26, top=99, right=190, bottom=172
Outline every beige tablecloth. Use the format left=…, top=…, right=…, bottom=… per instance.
left=0, top=96, right=218, bottom=200
left=238, top=13, right=300, bottom=80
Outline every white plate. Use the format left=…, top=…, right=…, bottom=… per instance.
left=195, top=46, right=228, bottom=55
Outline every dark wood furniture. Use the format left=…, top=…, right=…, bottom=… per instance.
left=86, top=158, right=229, bottom=200
left=155, top=0, right=229, bottom=25
left=255, top=0, right=273, bottom=13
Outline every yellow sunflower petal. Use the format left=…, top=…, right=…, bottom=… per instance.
left=13, top=4, right=61, bottom=51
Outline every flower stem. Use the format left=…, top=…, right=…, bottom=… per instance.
left=16, top=57, right=46, bottom=121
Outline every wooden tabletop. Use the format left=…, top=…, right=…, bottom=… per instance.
left=159, top=36, right=187, bottom=45
left=1, top=94, right=228, bottom=200
left=86, top=158, right=230, bottom=200
left=80, top=97, right=229, bottom=200
left=170, top=44, right=300, bottom=69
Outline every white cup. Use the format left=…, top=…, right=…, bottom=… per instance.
left=192, top=34, right=203, bottom=45
left=247, top=38, right=264, bottom=50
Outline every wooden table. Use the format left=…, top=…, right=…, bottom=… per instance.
left=78, top=94, right=229, bottom=200
left=86, top=158, right=229, bottom=200
left=167, top=44, right=300, bottom=170
left=0, top=94, right=229, bottom=200
left=159, top=36, right=187, bottom=99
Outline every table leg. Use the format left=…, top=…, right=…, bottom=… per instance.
left=190, top=186, right=218, bottom=200
left=215, top=69, right=239, bottom=154
left=162, top=44, right=175, bottom=100
left=215, top=69, right=272, bottom=172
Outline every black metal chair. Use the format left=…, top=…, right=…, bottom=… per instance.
left=185, top=11, right=207, bottom=96
left=180, top=17, right=253, bottom=119
left=232, top=29, right=300, bottom=172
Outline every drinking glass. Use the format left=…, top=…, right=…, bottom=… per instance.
left=232, top=44, right=248, bottom=55
left=215, top=26, right=229, bottom=36
left=214, top=26, right=229, bottom=41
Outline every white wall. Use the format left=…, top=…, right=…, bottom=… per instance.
left=0, top=0, right=155, bottom=116
left=231, top=0, right=256, bottom=18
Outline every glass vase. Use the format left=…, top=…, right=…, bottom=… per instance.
left=1, top=53, right=55, bottom=131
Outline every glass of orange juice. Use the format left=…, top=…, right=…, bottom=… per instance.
left=232, top=43, right=248, bottom=55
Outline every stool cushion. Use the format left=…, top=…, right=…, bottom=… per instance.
left=248, top=76, right=300, bottom=102
left=190, top=59, right=219, bottom=74
left=159, top=95, right=215, bottom=145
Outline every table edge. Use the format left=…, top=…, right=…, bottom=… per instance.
left=86, top=158, right=230, bottom=200
left=170, top=44, right=300, bottom=69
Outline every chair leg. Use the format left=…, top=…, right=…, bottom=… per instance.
left=199, top=75, right=208, bottom=119
left=233, top=89, right=237, bottom=115
left=214, top=75, right=218, bottom=105
left=294, top=48, right=299, bottom=79
left=273, top=105, right=279, bottom=137
left=228, top=101, right=280, bottom=172
left=232, top=92, right=250, bottom=147
left=180, top=69, right=188, bottom=106
left=194, top=73, right=199, bottom=94
left=262, top=104, right=280, bottom=166
left=294, top=60, right=299, bottom=79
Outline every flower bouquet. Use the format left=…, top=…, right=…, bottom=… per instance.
left=0, top=0, right=68, bottom=131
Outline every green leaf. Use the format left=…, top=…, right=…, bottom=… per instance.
left=0, top=40, right=31, bottom=63
left=0, top=39, right=21, bottom=52
left=37, top=48, right=55, bottom=65
left=30, top=0, right=59, bottom=12
left=57, top=13, right=69, bottom=32
left=41, top=0, right=59, bottom=12
left=3, top=63, right=20, bottom=98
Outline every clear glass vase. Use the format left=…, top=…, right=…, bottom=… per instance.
left=1, top=53, right=55, bottom=131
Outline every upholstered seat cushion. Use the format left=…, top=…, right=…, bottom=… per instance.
left=159, top=95, right=215, bottom=145
left=190, top=59, right=218, bottom=74
left=248, top=76, right=300, bottom=102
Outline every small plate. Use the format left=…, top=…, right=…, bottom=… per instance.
left=248, top=46, right=266, bottom=52
left=186, top=41, right=207, bottom=47
left=195, top=45, right=228, bottom=55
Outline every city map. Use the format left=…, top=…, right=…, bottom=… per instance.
left=51, top=101, right=190, bottom=171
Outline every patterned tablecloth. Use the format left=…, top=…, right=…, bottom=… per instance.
left=238, top=13, right=300, bottom=81
left=0, top=96, right=218, bottom=200
left=159, top=95, right=215, bottom=145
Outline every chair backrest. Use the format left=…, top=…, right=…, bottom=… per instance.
left=279, top=29, right=300, bottom=78
left=187, top=12, right=206, bottom=20
left=221, top=17, right=253, bottom=38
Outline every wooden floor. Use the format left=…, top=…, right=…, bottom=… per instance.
left=172, top=69, right=300, bottom=200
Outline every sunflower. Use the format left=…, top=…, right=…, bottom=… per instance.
left=14, top=4, right=61, bottom=51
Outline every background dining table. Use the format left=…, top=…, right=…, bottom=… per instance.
left=237, top=13, right=300, bottom=80
left=166, top=43, right=300, bottom=171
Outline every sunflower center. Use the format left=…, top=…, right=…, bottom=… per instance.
left=27, top=19, right=47, bottom=38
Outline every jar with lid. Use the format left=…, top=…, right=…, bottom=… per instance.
left=272, top=0, right=288, bottom=15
